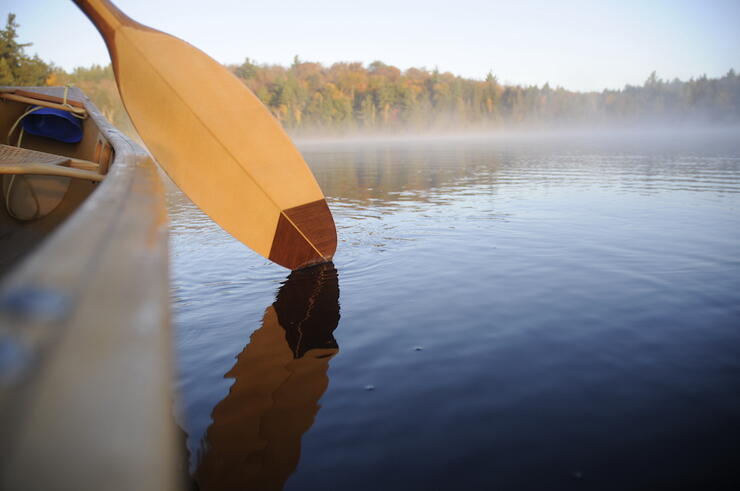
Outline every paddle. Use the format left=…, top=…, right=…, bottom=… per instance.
left=72, top=0, right=336, bottom=270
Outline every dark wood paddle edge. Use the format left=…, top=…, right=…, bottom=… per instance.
left=269, top=199, right=337, bottom=270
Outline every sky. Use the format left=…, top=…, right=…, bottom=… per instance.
left=4, top=0, right=740, bottom=92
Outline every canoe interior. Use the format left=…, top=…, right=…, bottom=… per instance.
left=0, top=88, right=114, bottom=275
left=0, top=87, right=177, bottom=490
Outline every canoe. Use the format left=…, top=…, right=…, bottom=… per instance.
left=0, top=87, right=178, bottom=490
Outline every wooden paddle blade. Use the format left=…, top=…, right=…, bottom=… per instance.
left=72, top=0, right=336, bottom=270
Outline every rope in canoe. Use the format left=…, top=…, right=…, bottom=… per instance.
left=3, top=85, right=88, bottom=221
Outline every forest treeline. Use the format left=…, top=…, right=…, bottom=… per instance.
left=231, top=58, right=740, bottom=133
left=2, top=13, right=739, bottom=136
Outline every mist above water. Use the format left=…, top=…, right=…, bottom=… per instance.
left=295, top=125, right=740, bottom=152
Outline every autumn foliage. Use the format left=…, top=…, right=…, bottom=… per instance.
left=233, top=57, right=740, bottom=134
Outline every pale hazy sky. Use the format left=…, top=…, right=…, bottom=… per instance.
left=4, top=0, right=739, bottom=92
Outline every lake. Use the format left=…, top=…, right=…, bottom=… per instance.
left=169, top=130, right=740, bottom=490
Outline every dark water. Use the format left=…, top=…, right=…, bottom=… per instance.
left=169, top=131, right=740, bottom=490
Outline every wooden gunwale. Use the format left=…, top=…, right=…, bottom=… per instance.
left=0, top=87, right=178, bottom=491
left=0, top=92, right=88, bottom=115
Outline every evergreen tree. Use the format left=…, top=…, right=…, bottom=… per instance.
left=0, top=13, right=51, bottom=86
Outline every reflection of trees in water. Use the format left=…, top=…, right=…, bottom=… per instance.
left=302, top=136, right=740, bottom=208
left=304, top=143, right=503, bottom=206
left=194, top=263, right=340, bottom=491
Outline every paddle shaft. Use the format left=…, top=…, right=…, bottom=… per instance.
left=73, top=0, right=146, bottom=73
left=73, top=1, right=128, bottom=41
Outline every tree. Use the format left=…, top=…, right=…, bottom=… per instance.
left=234, top=57, right=257, bottom=80
left=359, top=95, right=376, bottom=128
left=0, top=13, right=51, bottom=86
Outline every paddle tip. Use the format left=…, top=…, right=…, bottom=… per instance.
left=269, top=199, right=337, bottom=271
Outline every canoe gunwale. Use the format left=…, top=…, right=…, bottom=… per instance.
left=0, top=87, right=178, bottom=490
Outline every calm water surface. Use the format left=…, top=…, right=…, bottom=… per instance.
left=169, top=131, right=740, bottom=490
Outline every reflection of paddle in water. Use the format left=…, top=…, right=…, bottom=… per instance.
left=195, top=263, right=340, bottom=491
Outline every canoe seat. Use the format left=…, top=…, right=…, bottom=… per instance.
left=0, top=144, right=101, bottom=176
left=0, top=144, right=102, bottom=221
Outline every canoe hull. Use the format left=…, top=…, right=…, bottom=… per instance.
left=0, top=87, right=178, bottom=491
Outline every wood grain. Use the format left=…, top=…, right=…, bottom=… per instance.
left=72, top=0, right=337, bottom=269
left=0, top=92, right=87, bottom=116
left=282, top=199, right=337, bottom=258
left=269, top=211, right=324, bottom=270
left=269, top=199, right=337, bottom=270
left=13, top=89, right=86, bottom=109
